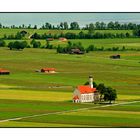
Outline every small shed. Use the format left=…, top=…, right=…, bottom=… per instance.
left=41, top=68, right=56, bottom=73
left=110, top=54, right=120, bottom=59
left=0, top=68, right=10, bottom=75
left=59, top=37, right=67, bottom=42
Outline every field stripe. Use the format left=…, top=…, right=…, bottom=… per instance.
left=0, top=100, right=140, bottom=123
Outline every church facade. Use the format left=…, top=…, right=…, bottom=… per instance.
left=73, top=76, right=99, bottom=103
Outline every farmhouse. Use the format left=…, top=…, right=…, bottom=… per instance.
left=73, top=76, right=99, bottom=103
left=41, top=68, right=56, bottom=73
left=59, top=37, right=67, bottom=42
left=70, top=48, right=84, bottom=54
left=110, top=54, right=120, bottom=59
left=0, top=68, right=10, bottom=75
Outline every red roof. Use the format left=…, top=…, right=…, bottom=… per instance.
left=59, top=38, right=67, bottom=41
left=0, top=68, right=10, bottom=73
left=41, top=68, right=55, bottom=71
left=77, top=85, right=96, bottom=94
left=73, top=95, right=79, bottom=100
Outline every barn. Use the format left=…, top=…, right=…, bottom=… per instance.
left=41, top=68, right=56, bottom=73
left=110, top=54, right=120, bottom=59
left=73, top=76, right=99, bottom=103
left=0, top=68, right=10, bottom=75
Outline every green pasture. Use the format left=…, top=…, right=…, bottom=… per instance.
left=0, top=43, right=140, bottom=127
left=0, top=48, right=140, bottom=92
left=0, top=121, right=90, bottom=127
left=16, top=102, right=140, bottom=127
left=68, top=38, right=140, bottom=49
left=0, top=100, right=140, bottom=127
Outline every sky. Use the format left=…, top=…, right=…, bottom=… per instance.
left=0, top=13, right=140, bottom=27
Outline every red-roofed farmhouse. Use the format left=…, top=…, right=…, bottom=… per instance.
left=0, top=68, right=10, bottom=75
left=41, top=68, right=56, bottom=73
left=73, top=76, right=99, bottom=103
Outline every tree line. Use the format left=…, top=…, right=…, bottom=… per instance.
left=3, top=31, right=132, bottom=40
left=4, top=29, right=140, bottom=40
left=1, top=40, right=140, bottom=52
left=1, top=21, right=140, bottom=30
left=56, top=42, right=140, bottom=54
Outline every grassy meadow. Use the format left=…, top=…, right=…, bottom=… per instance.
left=0, top=28, right=140, bottom=127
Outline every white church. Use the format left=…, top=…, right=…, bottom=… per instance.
left=73, top=75, right=99, bottom=103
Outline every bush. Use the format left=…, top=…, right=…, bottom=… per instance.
left=0, top=39, right=6, bottom=47
left=30, top=39, right=41, bottom=48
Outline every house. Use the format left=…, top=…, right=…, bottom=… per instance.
left=70, top=48, right=84, bottom=54
left=0, top=68, right=10, bottom=75
left=73, top=75, right=99, bottom=103
left=41, top=68, right=56, bottom=73
left=59, top=37, right=67, bottom=42
left=46, top=38, right=54, bottom=41
left=110, top=54, right=120, bottom=59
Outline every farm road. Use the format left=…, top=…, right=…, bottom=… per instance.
left=0, top=100, right=140, bottom=123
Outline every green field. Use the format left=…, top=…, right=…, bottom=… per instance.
left=0, top=28, right=139, bottom=50
left=0, top=28, right=140, bottom=127
left=2, top=38, right=140, bottom=50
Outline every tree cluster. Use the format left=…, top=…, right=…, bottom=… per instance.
left=85, top=82, right=117, bottom=104
left=57, top=41, right=85, bottom=54
left=30, top=39, right=41, bottom=48
left=4, top=32, right=27, bottom=40
left=8, top=41, right=28, bottom=50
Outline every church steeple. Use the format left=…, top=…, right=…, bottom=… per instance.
left=89, top=75, right=93, bottom=88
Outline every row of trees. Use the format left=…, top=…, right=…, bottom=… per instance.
left=7, top=40, right=43, bottom=50
left=1, top=40, right=139, bottom=52
left=84, top=22, right=140, bottom=30
left=85, top=82, right=117, bottom=104
left=86, top=45, right=140, bottom=52
left=1, top=21, right=140, bottom=30
left=0, top=23, right=37, bottom=29
left=28, top=32, right=132, bottom=40
left=3, top=29, right=140, bottom=40
left=57, top=43, right=140, bottom=54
